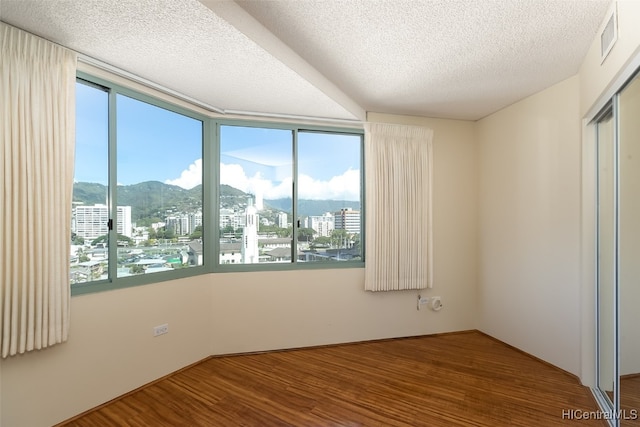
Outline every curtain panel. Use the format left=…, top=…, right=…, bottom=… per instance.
left=364, top=122, right=433, bottom=292
left=0, top=23, right=76, bottom=357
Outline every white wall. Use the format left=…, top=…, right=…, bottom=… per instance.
left=476, top=76, right=583, bottom=375
left=0, top=98, right=478, bottom=427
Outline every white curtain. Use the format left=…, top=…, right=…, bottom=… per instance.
left=364, top=122, right=433, bottom=292
left=0, top=23, right=76, bottom=357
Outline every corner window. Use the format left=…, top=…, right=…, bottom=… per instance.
left=71, top=73, right=363, bottom=295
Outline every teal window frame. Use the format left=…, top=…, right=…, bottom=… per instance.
left=72, top=72, right=364, bottom=297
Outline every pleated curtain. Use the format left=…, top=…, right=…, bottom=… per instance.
left=0, top=23, right=76, bottom=357
left=364, top=122, right=433, bottom=292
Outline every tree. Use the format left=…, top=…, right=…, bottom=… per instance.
left=311, top=236, right=331, bottom=248
left=154, top=226, right=175, bottom=240
left=130, top=264, right=145, bottom=274
left=330, top=229, right=348, bottom=248
left=221, top=225, right=235, bottom=235
left=71, top=232, right=85, bottom=245
left=190, top=225, right=203, bottom=240
left=297, top=227, right=315, bottom=242
left=258, top=224, right=292, bottom=238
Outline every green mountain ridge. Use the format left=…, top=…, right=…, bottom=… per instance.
left=73, top=181, right=359, bottom=220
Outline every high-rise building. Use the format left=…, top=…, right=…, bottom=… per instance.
left=73, top=205, right=132, bottom=240
left=334, top=208, right=360, bottom=234
left=220, top=208, right=243, bottom=231
left=277, top=212, right=288, bottom=228
left=308, top=212, right=335, bottom=237
left=189, top=211, right=203, bottom=232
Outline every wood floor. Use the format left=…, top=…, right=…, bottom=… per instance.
left=622, top=375, right=640, bottom=426
left=59, top=331, right=607, bottom=427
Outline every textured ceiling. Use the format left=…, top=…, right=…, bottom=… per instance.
left=1, top=0, right=611, bottom=121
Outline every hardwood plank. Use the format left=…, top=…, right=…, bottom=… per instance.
left=58, top=331, right=607, bottom=426
left=622, top=374, right=640, bottom=426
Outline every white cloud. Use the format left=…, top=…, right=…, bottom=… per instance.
left=298, top=168, right=360, bottom=201
left=165, top=159, right=202, bottom=189
left=170, top=160, right=360, bottom=200
left=221, top=163, right=359, bottom=201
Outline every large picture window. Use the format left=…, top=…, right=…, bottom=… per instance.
left=71, top=73, right=363, bottom=294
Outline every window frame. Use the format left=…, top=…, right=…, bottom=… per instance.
left=71, top=72, right=364, bottom=297
left=215, top=121, right=365, bottom=273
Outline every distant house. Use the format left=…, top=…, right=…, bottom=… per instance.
left=266, top=247, right=304, bottom=262
left=259, top=237, right=291, bottom=250
left=220, top=242, right=241, bottom=264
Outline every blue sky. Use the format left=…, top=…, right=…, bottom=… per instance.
left=75, top=82, right=361, bottom=201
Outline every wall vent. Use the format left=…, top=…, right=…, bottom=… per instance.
left=600, top=5, right=617, bottom=63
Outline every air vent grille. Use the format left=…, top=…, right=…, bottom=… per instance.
left=600, top=7, right=617, bottom=63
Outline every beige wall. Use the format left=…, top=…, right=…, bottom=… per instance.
left=476, top=76, right=582, bottom=375
left=0, top=99, right=477, bottom=427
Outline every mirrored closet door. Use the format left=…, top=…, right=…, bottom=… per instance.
left=618, top=71, right=640, bottom=427
left=596, top=106, right=616, bottom=412
left=595, top=70, right=640, bottom=427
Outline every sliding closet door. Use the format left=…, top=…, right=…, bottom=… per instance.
left=596, top=107, right=616, bottom=410
left=618, top=72, right=640, bottom=426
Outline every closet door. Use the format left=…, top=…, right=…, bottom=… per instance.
left=596, top=107, right=616, bottom=410
left=618, top=72, right=640, bottom=426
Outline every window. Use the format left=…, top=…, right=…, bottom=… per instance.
left=71, top=82, right=109, bottom=284
left=219, top=125, right=362, bottom=266
left=71, top=73, right=363, bottom=294
left=115, top=94, right=204, bottom=277
left=298, top=131, right=362, bottom=262
left=219, top=125, right=293, bottom=265
left=71, top=76, right=205, bottom=293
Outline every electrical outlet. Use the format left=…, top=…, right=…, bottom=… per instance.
left=417, top=294, right=430, bottom=310
left=153, top=323, right=169, bottom=337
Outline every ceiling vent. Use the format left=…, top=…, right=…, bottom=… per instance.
left=600, top=4, right=617, bottom=63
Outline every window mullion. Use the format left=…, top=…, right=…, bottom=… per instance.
left=107, top=89, right=118, bottom=282
left=208, top=120, right=219, bottom=270
left=291, top=130, right=299, bottom=264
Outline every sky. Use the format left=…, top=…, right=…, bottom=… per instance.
left=75, top=82, right=361, bottom=201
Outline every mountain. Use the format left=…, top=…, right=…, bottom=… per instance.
left=264, top=198, right=360, bottom=217
left=72, top=182, right=108, bottom=205
left=73, top=181, right=360, bottom=222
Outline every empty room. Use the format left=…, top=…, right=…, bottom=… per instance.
left=1, top=1, right=640, bottom=426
